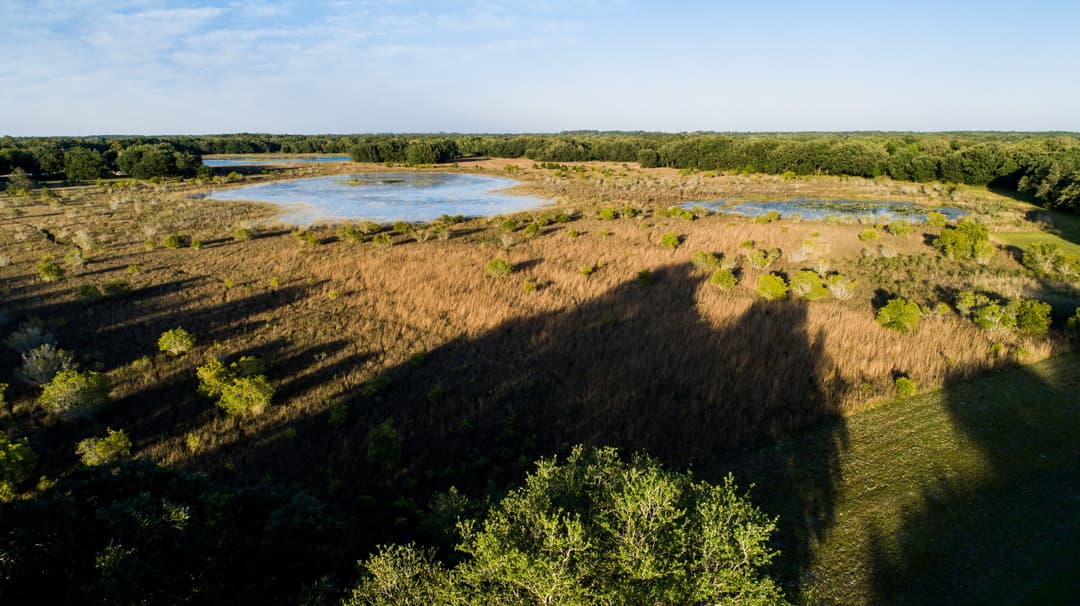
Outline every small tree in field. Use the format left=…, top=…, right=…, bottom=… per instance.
left=158, top=328, right=195, bottom=355
left=757, top=273, right=788, bottom=300
left=75, top=427, right=132, bottom=466
left=38, top=369, right=110, bottom=419
left=484, top=258, right=513, bottom=278
left=197, top=357, right=273, bottom=416
left=876, top=298, right=921, bottom=334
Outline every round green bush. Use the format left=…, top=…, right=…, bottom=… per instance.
left=485, top=258, right=513, bottom=278
left=895, top=377, right=917, bottom=397
left=38, top=369, right=110, bottom=419
left=875, top=298, right=921, bottom=334
left=756, top=273, right=788, bottom=300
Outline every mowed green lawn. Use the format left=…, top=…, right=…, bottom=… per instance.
left=995, top=208, right=1080, bottom=256
left=721, top=354, right=1080, bottom=606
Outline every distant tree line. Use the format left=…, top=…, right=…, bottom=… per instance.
left=3, top=132, right=1079, bottom=209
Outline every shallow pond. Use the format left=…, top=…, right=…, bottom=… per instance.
left=203, top=155, right=350, bottom=167
left=204, top=172, right=552, bottom=224
left=683, top=199, right=965, bottom=223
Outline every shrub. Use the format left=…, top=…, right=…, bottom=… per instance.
left=18, top=343, right=75, bottom=386
left=756, top=273, right=788, bottom=300
left=745, top=248, right=780, bottom=271
left=371, top=232, right=394, bottom=248
left=522, top=278, right=538, bottom=292
left=158, top=328, right=195, bottom=355
left=876, top=298, right=921, bottom=333
left=162, top=233, right=192, bottom=249
left=75, top=427, right=132, bottom=466
left=38, top=369, right=110, bottom=419
left=0, top=433, right=37, bottom=502
left=886, top=220, right=912, bottom=237
left=933, top=220, right=991, bottom=261
left=753, top=210, right=781, bottom=224
left=636, top=269, right=655, bottom=285
left=972, top=303, right=1015, bottom=331
left=895, top=377, right=917, bottom=397
left=1066, top=307, right=1080, bottom=344
left=710, top=268, right=737, bottom=290
left=197, top=357, right=273, bottom=416
left=690, top=250, right=722, bottom=271
left=789, top=270, right=829, bottom=300
left=4, top=319, right=56, bottom=353
left=579, top=264, right=596, bottom=276
left=659, top=232, right=681, bottom=250
left=367, top=418, right=402, bottom=471
left=292, top=229, right=320, bottom=247
left=484, top=258, right=513, bottom=278
left=1009, top=299, right=1052, bottom=336
left=1021, top=242, right=1061, bottom=275
left=953, top=290, right=991, bottom=317
left=37, top=255, right=64, bottom=282
left=598, top=207, right=618, bottom=220
left=825, top=273, right=857, bottom=300
left=101, top=279, right=132, bottom=296
left=926, top=211, right=948, bottom=227
left=858, top=229, right=879, bottom=242
left=328, top=401, right=349, bottom=427
left=232, top=227, right=254, bottom=241
left=218, top=376, right=274, bottom=416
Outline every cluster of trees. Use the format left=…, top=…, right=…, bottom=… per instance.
left=3, top=132, right=1079, bottom=208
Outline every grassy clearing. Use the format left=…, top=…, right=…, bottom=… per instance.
left=720, top=354, right=1080, bottom=605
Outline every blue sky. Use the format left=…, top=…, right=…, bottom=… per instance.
left=2, top=0, right=1078, bottom=135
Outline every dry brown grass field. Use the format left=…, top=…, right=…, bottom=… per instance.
left=1, top=160, right=1076, bottom=532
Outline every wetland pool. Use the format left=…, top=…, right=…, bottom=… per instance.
left=203, top=172, right=552, bottom=224
left=683, top=198, right=965, bottom=222
left=203, top=155, right=350, bottom=167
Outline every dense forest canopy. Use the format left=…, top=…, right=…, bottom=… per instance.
left=2, top=132, right=1079, bottom=208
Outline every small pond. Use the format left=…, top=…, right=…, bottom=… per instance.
left=682, top=199, right=965, bottom=223
left=204, top=172, right=552, bottom=224
left=203, top=155, right=350, bottom=167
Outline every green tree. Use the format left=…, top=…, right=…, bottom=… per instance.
left=75, top=428, right=132, bottom=466
left=0, top=433, right=37, bottom=502
left=876, top=298, right=921, bottom=333
left=37, top=369, right=110, bottom=419
left=349, top=446, right=786, bottom=605
left=157, top=328, right=195, bottom=355
left=63, top=147, right=107, bottom=181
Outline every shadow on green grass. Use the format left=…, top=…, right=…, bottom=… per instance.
left=867, top=356, right=1080, bottom=605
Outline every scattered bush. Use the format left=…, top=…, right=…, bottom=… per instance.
left=17, top=343, right=75, bottom=386
left=367, top=418, right=402, bottom=471
left=1066, top=307, right=1080, bottom=344
left=858, top=229, right=879, bottom=242
left=659, top=232, right=681, bottom=250
left=885, top=220, right=912, bottom=237
left=895, top=377, right=917, bottom=397
left=4, top=318, right=56, bottom=353
left=0, top=433, right=37, bottom=502
left=232, top=227, right=254, bottom=242
left=75, top=427, right=132, bottom=466
left=579, top=264, right=596, bottom=276
left=745, top=247, right=780, bottom=271
left=162, top=233, right=192, bottom=249
left=753, top=210, right=781, bottom=224
left=1010, top=299, right=1052, bottom=336
left=789, top=270, right=829, bottom=300
left=690, top=250, right=722, bottom=271
left=756, top=273, right=788, bottom=300
left=598, top=207, right=618, bottom=220
left=292, top=229, right=320, bottom=247
left=484, top=258, right=513, bottom=278
left=824, top=274, right=856, bottom=300
left=933, top=220, right=992, bottom=262
left=972, top=303, right=1015, bottom=331
left=158, top=328, right=195, bottom=355
left=1021, top=242, right=1080, bottom=279
left=37, top=369, right=111, bottom=419
left=875, top=298, right=921, bottom=333
left=197, top=357, right=273, bottom=416
left=710, top=268, right=737, bottom=290
left=371, top=233, right=394, bottom=248
left=925, top=211, right=948, bottom=228
left=37, top=255, right=64, bottom=282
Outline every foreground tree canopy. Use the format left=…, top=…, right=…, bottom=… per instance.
left=348, top=446, right=786, bottom=606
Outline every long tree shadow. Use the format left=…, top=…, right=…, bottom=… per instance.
left=867, top=355, right=1080, bottom=605
left=199, top=262, right=851, bottom=597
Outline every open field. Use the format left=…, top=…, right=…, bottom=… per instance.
left=719, top=353, right=1080, bottom=605
left=2, top=160, right=1078, bottom=603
